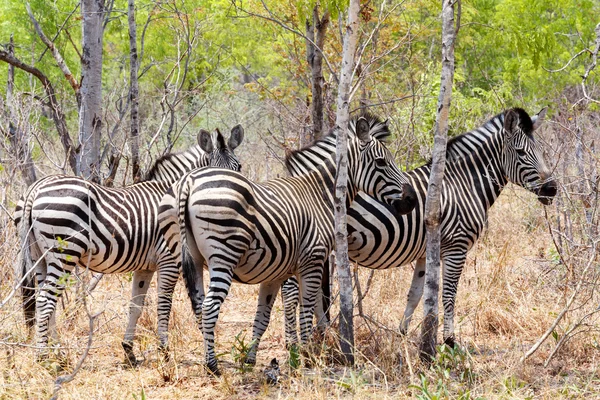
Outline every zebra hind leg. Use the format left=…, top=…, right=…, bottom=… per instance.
left=202, top=264, right=234, bottom=376
left=122, top=270, right=155, bottom=367
left=35, top=261, right=69, bottom=362
left=245, top=280, right=282, bottom=366
left=400, top=257, right=426, bottom=336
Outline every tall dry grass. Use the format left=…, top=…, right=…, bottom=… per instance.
left=1, top=184, right=600, bottom=399
left=1, top=109, right=600, bottom=399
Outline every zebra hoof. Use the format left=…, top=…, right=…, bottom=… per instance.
left=121, top=341, right=139, bottom=367
left=158, top=345, right=171, bottom=362
left=443, top=335, right=457, bottom=348
left=205, top=361, right=221, bottom=377
left=242, top=355, right=257, bottom=366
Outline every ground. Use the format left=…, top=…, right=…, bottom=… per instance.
left=1, top=187, right=599, bottom=399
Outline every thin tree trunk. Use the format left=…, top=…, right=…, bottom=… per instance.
left=128, top=0, right=140, bottom=182
left=304, top=7, right=330, bottom=147
left=334, top=0, right=361, bottom=366
left=5, top=35, right=37, bottom=186
left=420, top=0, right=459, bottom=362
left=79, top=0, right=105, bottom=182
left=0, top=49, right=77, bottom=174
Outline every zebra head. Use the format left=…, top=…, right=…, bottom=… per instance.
left=198, top=124, right=244, bottom=172
left=502, top=107, right=557, bottom=205
left=351, top=117, right=417, bottom=215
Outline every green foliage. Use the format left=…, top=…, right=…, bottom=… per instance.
left=229, top=331, right=257, bottom=373
left=335, top=369, right=367, bottom=393
left=411, top=344, right=479, bottom=400
left=288, top=343, right=301, bottom=370
left=1, top=0, right=598, bottom=180
left=132, top=387, right=146, bottom=400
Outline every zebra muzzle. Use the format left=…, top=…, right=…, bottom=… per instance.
left=391, top=183, right=418, bottom=215
left=537, top=180, right=557, bottom=205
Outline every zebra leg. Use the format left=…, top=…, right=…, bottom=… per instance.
left=202, top=266, right=234, bottom=375
left=400, top=257, right=426, bottom=335
left=441, top=252, right=467, bottom=347
left=122, top=269, right=155, bottom=366
left=297, top=269, right=323, bottom=346
left=156, top=260, right=179, bottom=357
left=281, top=277, right=299, bottom=349
left=313, top=286, right=328, bottom=334
left=35, top=262, right=68, bottom=360
left=245, top=280, right=281, bottom=366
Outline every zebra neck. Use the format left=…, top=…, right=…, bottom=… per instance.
left=286, top=134, right=362, bottom=206
left=437, top=116, right=509, bottom=210
left=144, top=145, right=208, bottom=184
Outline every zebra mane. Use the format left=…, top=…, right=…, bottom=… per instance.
left=284, top=114, right=390, bottom=170
left=143, top=145, right=205, bottom=182
left=435, top=108, right=533, bottom=164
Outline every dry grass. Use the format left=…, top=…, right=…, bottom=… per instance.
left=1, top=186, right=600, bottom=399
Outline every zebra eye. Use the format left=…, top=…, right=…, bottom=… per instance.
left=516, top=148, right=527, bottom=157
left=375, top=158, right=387, bottom=168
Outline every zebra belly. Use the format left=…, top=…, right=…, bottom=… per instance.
left=31, top=201, right=160, bottom=274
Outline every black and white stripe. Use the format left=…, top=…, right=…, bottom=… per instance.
left=157, top=116, right=417, bottom=374
left=14, top=126, right=244, bottom=363
left=282, top=108, right=557, bottom=346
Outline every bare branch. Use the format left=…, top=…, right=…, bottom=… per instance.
left=26, top=2, right=81, bottom=107
left=543, top=49, right=591, bottom=73
left=0, top=49, right=77, bottom=174
left=581, top=23, right=600, bottom=104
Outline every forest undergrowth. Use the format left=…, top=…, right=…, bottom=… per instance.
left=1, top=184, right=599, bottom=399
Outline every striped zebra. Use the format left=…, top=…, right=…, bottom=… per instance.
left=14, top=126, right=244, bottom=364
left=282, top=107, right=557, bottom=347
left=157, top=116, right=417, bottom=374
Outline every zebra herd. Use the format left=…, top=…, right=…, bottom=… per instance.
left=13, top=107, right=556, bottom=375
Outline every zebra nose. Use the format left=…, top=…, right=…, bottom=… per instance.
left=392, top=183, right=417, bottom=215
left=537, top=180, right=557, bottom=205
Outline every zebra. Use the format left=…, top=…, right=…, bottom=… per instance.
left=14, top=125, right=244, bottom=364
left=157, top=116, right=417, bottom=374
left=282, top=107, right=557, bottom=347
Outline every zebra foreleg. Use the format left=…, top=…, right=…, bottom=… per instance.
left=400, top=257, right=426, bottom=336
left=202, top=265, right=234, bottom=376
left=281, top=277, right=299, bottom=348
left=297, top=269, right=322, bottom=346
left=441, top=252, right=467, bottom=348
left=245, top=280, right=282, bottom=366
left=122, top=269, right=155, bottom=366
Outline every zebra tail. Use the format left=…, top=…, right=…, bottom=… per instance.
left=16, top=194, right=37, bottom=330
left=176, top=177, right=200, bottom=313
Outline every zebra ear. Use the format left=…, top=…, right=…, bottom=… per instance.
left=356, top=117, right=371, bottom=143
left=228, top=124, right=244, bottom=150
left=198, top=129, right=214, bottom=153
left=531, top=107, right=548, bottom=131
left=503, top=109, right=519, bottom=138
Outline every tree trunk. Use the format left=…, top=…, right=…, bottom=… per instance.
left=420, top=0, right=459, bottom=362
left=79, top=0, right=106, bottom=182
left=334, top=0, right=361, bottom=366
left=304, top=7, right=330, bottom=147
left=5, top=35, right=37, bottom=186
left=128, top=0, right=140, bottom=182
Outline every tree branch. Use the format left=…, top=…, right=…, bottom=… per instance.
left=0, top=49, right=77, bottom=174
left=26, top=2, right=81, bottom=107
